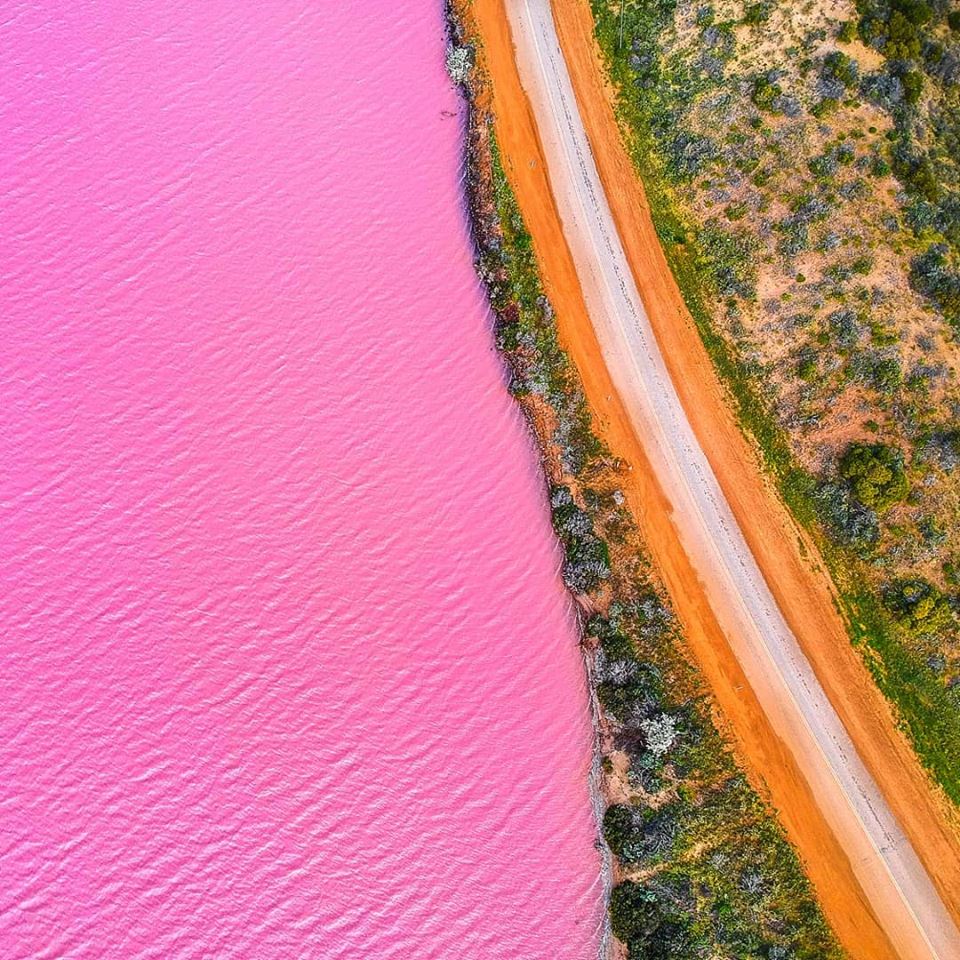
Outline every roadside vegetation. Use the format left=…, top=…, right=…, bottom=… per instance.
left=448, top=10, right=843, bottom=955
left=589, top=0, right=960, bottom=804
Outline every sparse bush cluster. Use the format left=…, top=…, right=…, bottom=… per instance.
left=839, top=442, right=909, bottom=510
left=855, top=0, right=960, bottom=328
left=550, top=485, right=611, bottom=592
left=698, top=221, right=758, bottom=298
left=589, top=600, right=839, bottom=959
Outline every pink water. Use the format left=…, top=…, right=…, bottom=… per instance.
left=0, top=2, right=603, bottom=957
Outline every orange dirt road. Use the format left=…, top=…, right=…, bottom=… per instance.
left=462, top=0, right=960, bottom=956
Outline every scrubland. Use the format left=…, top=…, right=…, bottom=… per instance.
left=590, top=0, right=960, bottom=802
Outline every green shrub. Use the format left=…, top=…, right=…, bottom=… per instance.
left=868, top=355, right=903, bottom=393
left=905, top=160, right=939, bottom=201
left=743, top=2, right=773, bottom=26
left=610, top=881, right=652, bottom=943
left=597, top=678, right=651, bottom=721
left=839, top=442, right=909, bottom=510
left=751, top=74, right=783, bottom=112
left=823, top=50, right=859, bottom=87
left=725, top=201, right=748, bottom=221
left=603, top=804, right=639, bottom=858
left=610, top=881, right=691, bottom=958
left=910, top=245, right=960, bottom=323
left=796, top=349, right=818, bottom=380
left=697, top=222, right=758, bottom=298
left=550, top=485, right=610, bottom=592
left=812, top=97, right=840, bottom=117
left=884, top=11, right=923, bottom=58
left=902, top=69, right=923, bottom=104
left=859, top=0, right=932, bottom=59
left=884, top=578, right=953, bottom=633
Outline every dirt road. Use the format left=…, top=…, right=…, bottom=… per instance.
left=463, top=0, right=960, bottom=956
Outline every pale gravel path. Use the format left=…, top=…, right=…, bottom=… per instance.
left=504, top=1, right=960, bottom=956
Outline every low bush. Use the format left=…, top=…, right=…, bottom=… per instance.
left=902, top=69, right=924, bottom=103
left=610, top=881, right=692, bottom=960
left=823, top=50, right=859, bottom=88
left=911, top=245, right=960, bottom=324
left=550, top=485, right=610, bottom=592
left=743, top=1, right=773, bottom=26
left=603, top=804, right=640, bottom=859
left=751, top=73, right=784, bottom=113
left=698, top=222, right=758, bottom=298
left=815, top=481, right=880, bottom=548
left=884, top=578, right=953, bottom=633
left=839, top=442, right=909, bottom=510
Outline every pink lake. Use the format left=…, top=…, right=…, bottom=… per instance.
left=0, top=1, right=603, bottom=957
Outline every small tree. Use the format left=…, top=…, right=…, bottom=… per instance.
left=610, top=881, right=692, bottom=958
left=751, top=74, right=783, bottom=113
left=839, top=442, right=909, bottom=511
left=743, top=2, right=772, bottom=26
left=902, top=69, right=923, bottom=103
left=884, top=578, right=953, bottom=634
left=610, top=881, right=661, bottom=947
left=603, top=804, right=640, bottom=860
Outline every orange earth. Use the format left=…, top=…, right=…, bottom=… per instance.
left=460, top=0, right=960, bottom=956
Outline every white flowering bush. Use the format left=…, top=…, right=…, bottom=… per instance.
left=446, top=45, right=472, bottom=85
left=640, top=712, right=678, bottom=756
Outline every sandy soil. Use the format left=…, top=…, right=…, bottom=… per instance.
left=462, top=0, right=960, bottom=957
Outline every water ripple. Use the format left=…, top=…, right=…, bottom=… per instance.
left=0, top=1, right=602, bottom=958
